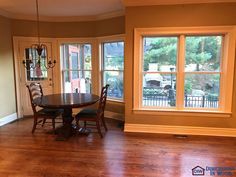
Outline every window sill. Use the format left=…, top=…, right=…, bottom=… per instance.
left=132, top=108, right=232, bottom=118
left=107, top=99, right=124, bottom=104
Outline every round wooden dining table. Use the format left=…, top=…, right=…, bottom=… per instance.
left=33, top=93, right=100, bottom=140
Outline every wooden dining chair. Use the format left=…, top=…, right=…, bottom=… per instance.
left=26, top=83, right=63, bottom=133
left=75, top=84, right=109, bottom=138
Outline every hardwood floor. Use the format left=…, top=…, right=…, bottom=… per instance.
left=0, top=118, right=236, bottom=177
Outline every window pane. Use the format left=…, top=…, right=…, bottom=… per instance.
left=61, top=44, right=92, bottom=70
left=143, top=74, right=176, bottom=107
left=143, top=37, right=177, bottom=72
left=184, top=74, right=220, bottom=108
left=185, top=36, right=222, bottom=72
left=63, top=71, right=91, bottom=93
left=61, top=45, right=69, bottom=70
left=103, top=42, right=124, bottom=70
left=61, top=43, right=92, bottom=93
left=25, top=48, right=48, bottom=81
left=83, top=44, right=92, bottom=70
left=71, top=52, right=79, bottom=79
left=103, top=71, right=123, bottom=99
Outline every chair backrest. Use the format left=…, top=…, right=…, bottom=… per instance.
left=26, top=83, right=43, bottom=114
left=97, top=84, right=109, bottom=118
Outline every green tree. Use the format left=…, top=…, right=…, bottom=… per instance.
left=143, top=37, right=177, bottom=71
left=185, top=36, right=221, bottom=71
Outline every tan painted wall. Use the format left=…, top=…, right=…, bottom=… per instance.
left=12, top=16, right=125, bottom=37
left=125, top=3, right=236, bottom=128
left=0, top=16, right=16, bottom=118
left=95, top=16, right=125, bottom=37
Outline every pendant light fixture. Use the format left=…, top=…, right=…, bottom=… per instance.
left=22, top=0, right=56, bottom=69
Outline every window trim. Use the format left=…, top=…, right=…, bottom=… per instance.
left=57, top=38, right=96, bottom=94
left=133, top=26, right=236, bottom=114
left=98, top=35, right=125, bottom=102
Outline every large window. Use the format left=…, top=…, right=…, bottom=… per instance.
left=101, top=41, right=124, bottom=101
left=61, top=43, right=92, bottom=93
left=134, top=27, right=235, bottom=113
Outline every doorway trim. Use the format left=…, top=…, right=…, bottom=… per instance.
left=13, top=36, right=59, bottom=118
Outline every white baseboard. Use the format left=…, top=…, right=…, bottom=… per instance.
left=0, top=113, right=18, bottom=127
left=124, top=123, right=236, bottom=137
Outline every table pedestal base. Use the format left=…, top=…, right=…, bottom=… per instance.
left=55, top=108, right=75, bottom=141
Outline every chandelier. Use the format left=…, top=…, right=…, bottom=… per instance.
left=22, top=0, right=56, bottom=69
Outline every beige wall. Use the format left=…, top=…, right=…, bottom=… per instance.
left=95, top=16, right=125, bottom=37
left=0, top=15, right=16, bottom=118
left=125, top=3, right=236, bottom=128
left=12, top=16, right=125, bottom=37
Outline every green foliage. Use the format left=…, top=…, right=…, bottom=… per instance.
left=105, top=56, right=124, bottom=70
left=143, top=88, right=167, bottom=96
left=206, top=93, right=219, bottom=101
left=84, top=56, right=91, bottom=69
left=184, top=80, right=192, bottom=95
left=105, top=71, right=123, bottom=98
left=143, top=37, right=177, bottom=71
left=169, top=99, right=176, bottom=106
left=144, top=36, right=221, bottom=71
left=185, top=36, right=221, bottom=71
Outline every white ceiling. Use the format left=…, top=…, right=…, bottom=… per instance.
left=0, top=0, right=235, bottom=21
left=0, top=0, right=124, bottom=21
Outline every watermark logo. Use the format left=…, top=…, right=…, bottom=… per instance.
left=206, top=166, right=235, bottom=176
left=192, top=166, right=205, bottom=176
left=192, top=166, right=235, bottom=176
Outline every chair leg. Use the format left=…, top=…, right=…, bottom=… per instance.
left=52, top=118, right=55, bottom=131
left=76, top=119, right=80, bottom=130
left=42, top=118, right=46, bottom=127
left=101, top=116, right=108, bottom=131
left=32, top=116, right=38, bottom=134
left=96, top=120, right=103, bottom=138
left=84, top=121, right=87, bottom=129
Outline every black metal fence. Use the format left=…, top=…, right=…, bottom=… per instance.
left=143, top=94, right=219, bottom=108
left=143, top=95, right=170, bottom=107
left=184, top=95, right=218, bottom=108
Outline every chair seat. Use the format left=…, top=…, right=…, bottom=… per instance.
left=75, top=108, right=97, bottom=119
left=37, top=108, right=63, bottom=117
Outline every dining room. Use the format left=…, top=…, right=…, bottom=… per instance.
left=1, top=0, right=236, bottom=176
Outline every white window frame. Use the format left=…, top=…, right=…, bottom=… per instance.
left=98, top=35, right=125, bottom=102
left=58, top=38, right=97, bottom=94
left=133, top=26, right=236, bottom=116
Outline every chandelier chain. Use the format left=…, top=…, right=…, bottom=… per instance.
left=36, top=0, right=41, bottom=45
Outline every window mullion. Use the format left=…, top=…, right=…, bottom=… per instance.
left=176, top=35, right=185, bottom=110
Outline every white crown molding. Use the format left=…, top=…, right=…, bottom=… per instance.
left=10, top=13, right=96, bottom=22
left=95, top=10, right=125, bottom=21
left=2, top=10, right=125, bottom=22
left=125, top=123, right=236, bottom=137
left=123, top=0, right=236, bottom=6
